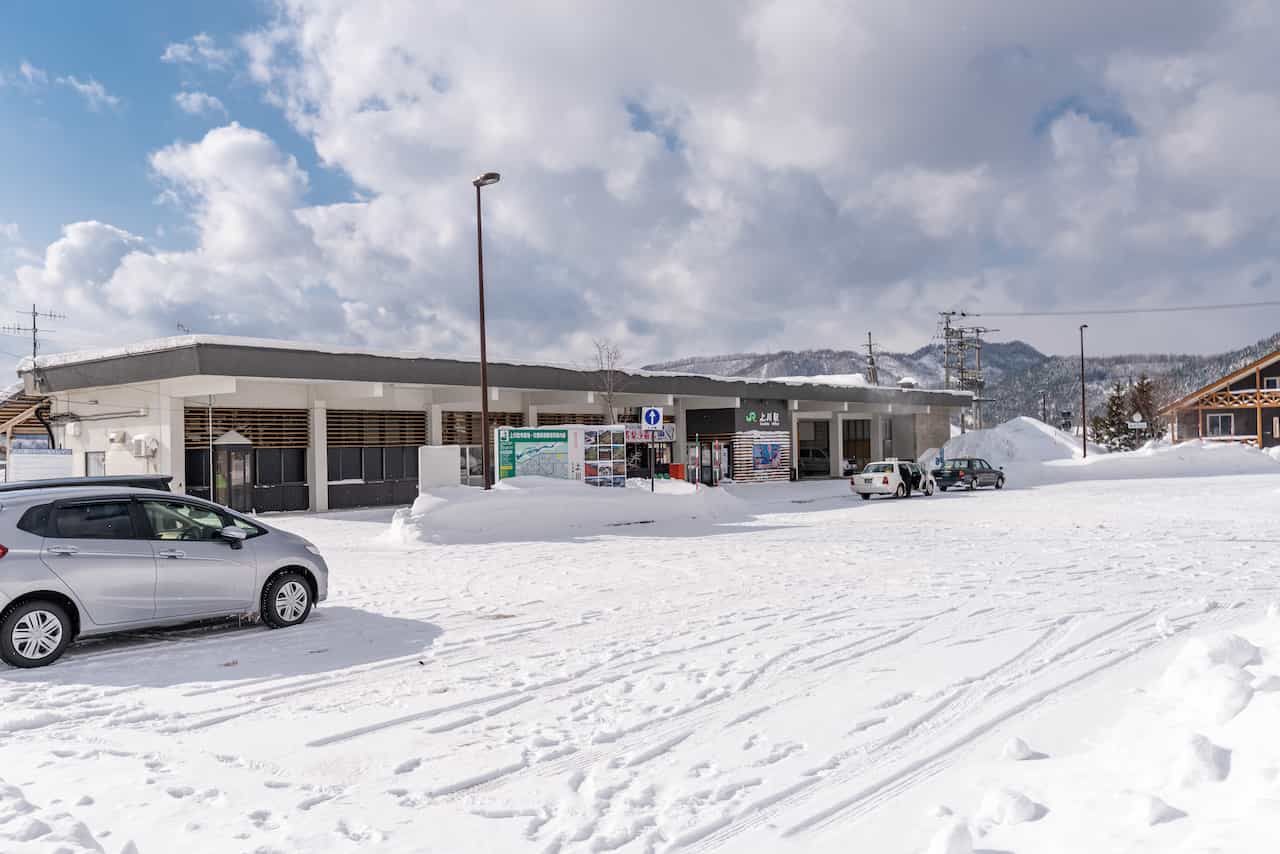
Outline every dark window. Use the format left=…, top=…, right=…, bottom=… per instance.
left=53, top=501, right=136, bottom=540
left=141, top=500, right=226, bottom=542
left=339, top=448, right=362, bottom=481
left=186, top=449, right=210, bottom=488
left=384, top=447, right=405, bottom=480
left=327, top=447, right=341, bottom=481
left=405, top=447, right=419, bottom=478
left=281, top=448, right=306, bottom=483
left=17, top=504, right=51, bottom=536
left=363, top=447, right=385, bottom=482
left=256, top=449, right=283, bottom=485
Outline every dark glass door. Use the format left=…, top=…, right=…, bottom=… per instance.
left=214, top=447, right=254, bottom=511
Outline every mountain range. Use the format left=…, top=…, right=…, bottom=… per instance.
left=646, top=332, right=1280, bottom=426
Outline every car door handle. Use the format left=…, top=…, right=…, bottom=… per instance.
left=157, top=549, right=187, bottom=559
left=47, top=545, right=80, bottom=556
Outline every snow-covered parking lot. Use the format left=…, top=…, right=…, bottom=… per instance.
left=4, top=468, right=1280, bottom=853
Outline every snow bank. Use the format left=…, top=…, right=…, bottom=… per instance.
left=385, top=476, right=749, bottom=544
left=942, top=416, right=1100, bottom=464
left=937, top=418, right=1280, bottom=487
left=0, top=778, right=107, bottom=853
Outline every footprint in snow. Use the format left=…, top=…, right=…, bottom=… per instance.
left=394, top=758, right=422, bottom=775
left=299, top=793, right=335, bottom=811
left=166, top=786, right=195, bottom=799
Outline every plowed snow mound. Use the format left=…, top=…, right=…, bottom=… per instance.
left=943, top=416, right=1100, bottom=463
left=930, top=418, right=1280, bottom=487
left=386, top=476, right=749, bottom=544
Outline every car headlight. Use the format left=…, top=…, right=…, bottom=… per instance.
left=304, top=543, right=323, bottom=556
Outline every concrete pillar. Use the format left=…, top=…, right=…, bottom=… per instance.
left=527, top=404, right=539, bottom=428
left=429, top=404, right=444, bottom=446
left=309, top=401, right=328, bottom=512
left=871, top=414, right=885, bottom=462
left=160, top=393, right=186, bottom=493
left=829, top=412, right=841, bottom=476
left=790, top=401, right=800, bottom=476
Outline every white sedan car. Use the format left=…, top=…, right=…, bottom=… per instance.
left=851, top=459, right=935, bottom=499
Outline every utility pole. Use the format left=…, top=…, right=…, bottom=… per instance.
left=1041, top=390, right=1048, bottom=423
left=1079, top=324, right=1089, bottom=458
left=864, top=332, right=879, bottom=385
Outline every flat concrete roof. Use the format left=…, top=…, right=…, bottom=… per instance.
left=21, top=335, right=973, bottom=409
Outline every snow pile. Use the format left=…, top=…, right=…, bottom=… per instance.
left=937, top=418, right=1280, bottom=487
left=386, top=476, right=749, bottom=544
left=935, top=621, right=1280, bottom=853
left=774, top=372, right=869, bottom=387
left=0, top=778, right=107, bottom=853
left=942, top=416, right=1099, bottom=463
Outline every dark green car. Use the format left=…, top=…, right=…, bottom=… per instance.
left=931, top=457, right=1005, bottom=491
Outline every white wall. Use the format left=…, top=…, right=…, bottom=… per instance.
left=52, top=384, right=177, bottom=485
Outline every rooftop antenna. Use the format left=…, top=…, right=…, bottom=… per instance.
left=177, top=322, right=192, bottom=334
left=1, top=303, right=67, bottom=362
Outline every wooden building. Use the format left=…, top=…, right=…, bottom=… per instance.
left=1159, top=349, right=1280, bottom=448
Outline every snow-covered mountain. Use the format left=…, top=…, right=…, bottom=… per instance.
left=647, top=331, right=1280, bottom=422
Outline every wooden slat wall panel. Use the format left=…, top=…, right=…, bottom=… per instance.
left=440, top=411, right=525, bottom=445
left=327, top=410, right=427, bottom=447
left=535, top=412, right=606, bottom=427
left=184, top=408, right=310, bottom=449
left=730, top=431, right=792, bottom=483
left=0, top=393, right=50, bottom=434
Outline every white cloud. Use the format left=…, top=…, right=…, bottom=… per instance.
left=161, top=33, right=232, bottom=69
left=57, top=75, right=122, bottom=111
left=173, top=90, right=227, bottom=116
left=19, top=61, right=47, bottom=86
left=0, top=223, right=18, bottom=242
left=10, top=1, right=1280, bottom=366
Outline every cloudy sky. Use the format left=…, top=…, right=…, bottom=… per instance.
left=2, top=1, right=1278, bottom=376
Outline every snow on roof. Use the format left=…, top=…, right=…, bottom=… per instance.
left=24, top=334, right=972, bottom=398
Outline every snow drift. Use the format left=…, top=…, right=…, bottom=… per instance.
left=386, top=476, right=749, bottom=544
left=929, top=417, right=1280, bottom=487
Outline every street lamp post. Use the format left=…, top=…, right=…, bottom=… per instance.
left=1079, top=324, right=1088, bottom=458
left=473, top=171, right=501, bottom=489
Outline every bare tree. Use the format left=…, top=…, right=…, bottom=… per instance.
left=591, top=338, right=627, bottom=424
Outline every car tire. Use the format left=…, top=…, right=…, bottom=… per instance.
left=894, top=483, right=906, bottom=498
left=995, top=477, right=1005, bottom=490
left=938, top=484, right=947, bottom=492
left=1, top=600, right=72, bottom=668
left=924, top=481, right=934, bottom=496
left=967, top=478, right=976, bottom=491
left=261, top=572, right=313, bottom=629
left=858, top=492, right=870, bottom=500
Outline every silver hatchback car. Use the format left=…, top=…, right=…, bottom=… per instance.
left=0, top=486, right=329, bottom=668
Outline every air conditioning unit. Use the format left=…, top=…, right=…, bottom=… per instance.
left=129, top=434, right=160, bottom=459
left=108, top=430, right=127, bottom=445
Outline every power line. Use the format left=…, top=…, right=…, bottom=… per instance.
left=960, top=298, right=1280, bottom=319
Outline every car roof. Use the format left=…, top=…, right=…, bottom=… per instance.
left=1, top=485, right=193, bottom=508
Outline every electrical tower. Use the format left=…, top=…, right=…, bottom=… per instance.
left=1, top=304, right=66, bottom=361
left=937, top=311, right=998, bottom=430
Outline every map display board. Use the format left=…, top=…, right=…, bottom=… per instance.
left=497, top=429, right=570, bottom=480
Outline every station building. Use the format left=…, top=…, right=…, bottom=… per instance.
left=10, top=336, right=971, bottom=512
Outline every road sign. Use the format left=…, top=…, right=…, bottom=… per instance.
left=641, top=406, right=663, bottom=429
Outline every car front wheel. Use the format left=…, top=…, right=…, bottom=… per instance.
left=1, top=600, right=72, bottom=668
left=995, top=477, right=1005, bottom=490
left=924, top=481, right=935, bottom=496
left=261, top=572, right=313, bottom=629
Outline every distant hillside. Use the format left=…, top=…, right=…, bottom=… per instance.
left=647, top=341, right=1046, bottom=389
left=647, top=332, right=1280, bottom=424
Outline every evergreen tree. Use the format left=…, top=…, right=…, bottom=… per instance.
left=1129, top=374, right=1164, bottom=439
left=1095, top=382, right=1139, bottom=451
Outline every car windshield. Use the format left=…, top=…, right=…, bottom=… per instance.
left=863, top=463, right=893, bottom=473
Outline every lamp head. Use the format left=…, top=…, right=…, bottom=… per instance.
left=473, top=172, right=501, bottom=187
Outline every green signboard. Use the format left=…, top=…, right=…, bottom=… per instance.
left=497, top=428, right=570, bottom=480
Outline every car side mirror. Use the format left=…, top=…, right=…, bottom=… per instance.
left=220, top=526, right=248, bottom=549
